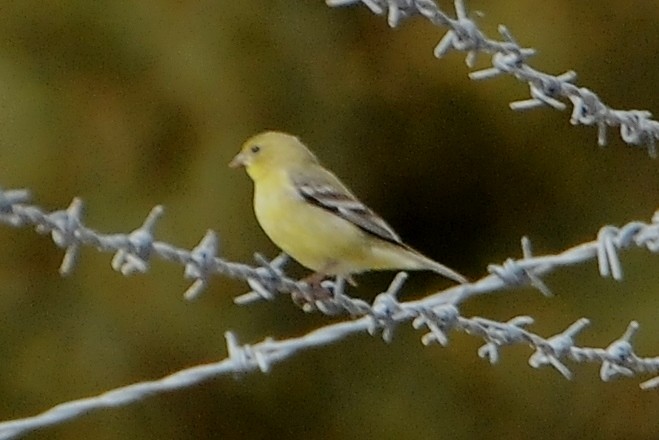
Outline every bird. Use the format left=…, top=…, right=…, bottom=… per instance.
left=229, top=131, right=467, bottom=286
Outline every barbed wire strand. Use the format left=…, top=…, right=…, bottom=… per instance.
left=0, top=189, right=310, bottom=298
left=2, top=187, right=659, bottom=313
left=326, top=0, right=659, bottom=156
left=1, top=187, right=659, bottom=438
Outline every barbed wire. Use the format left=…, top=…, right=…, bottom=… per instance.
left=326, top=0, right=659, bottom=156
left=0, top=188, right=311, bottom=299
left=4, top=187, right=658, bottom=315
left=1, top=186, right=659, bottom=438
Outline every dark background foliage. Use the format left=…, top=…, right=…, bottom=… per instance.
left=1, top=1, right=658, bottom=439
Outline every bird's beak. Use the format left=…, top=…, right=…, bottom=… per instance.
left=229, top=152, right=247, bottom=168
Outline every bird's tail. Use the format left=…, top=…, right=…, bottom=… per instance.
left=412, top=251, right=468, bottom=284
left=372, top=242, right=468, bottom=284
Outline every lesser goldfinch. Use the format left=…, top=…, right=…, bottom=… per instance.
left=229, top=131, right=467, bottom=285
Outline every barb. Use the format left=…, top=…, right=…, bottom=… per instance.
left=326, top=0, right=659, bottom=156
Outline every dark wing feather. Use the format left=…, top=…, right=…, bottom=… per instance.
left=291, top=166, right=402, bottom=245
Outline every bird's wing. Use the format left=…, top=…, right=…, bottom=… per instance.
left=290, top=166, right=403, bottom=245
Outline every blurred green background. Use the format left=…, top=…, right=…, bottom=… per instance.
left=1, top=0, right=658, bottom=439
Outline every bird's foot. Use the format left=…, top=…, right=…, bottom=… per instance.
left=292, top=272, right=333, bottom=308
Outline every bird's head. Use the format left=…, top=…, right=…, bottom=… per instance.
left=229, top=131, right=318, bottom=180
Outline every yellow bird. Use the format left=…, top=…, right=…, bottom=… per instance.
left=229, top=131, right=467, bottom=285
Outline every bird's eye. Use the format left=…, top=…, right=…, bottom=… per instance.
left=250, top=145, right=261, bottom=154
